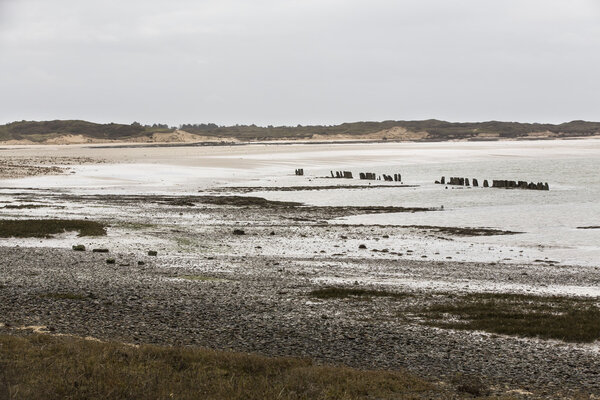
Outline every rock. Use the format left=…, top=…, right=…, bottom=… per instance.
left=72, top=245, right=85, bottom=251
left=358, top=244, right=367, bottom=249
left=92, top=249, right=109, bottom=253
left=106, top=258, right=116, bottom=264
left=232, top=229, right=245, bottom=235
left=147, top=250, right=158, bottom=256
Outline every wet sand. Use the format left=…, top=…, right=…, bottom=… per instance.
left=1, top=138, right=599, bottom=172
left=1, top=140, right=600, bottom=398
left=0, top=190, right=599, bottom=399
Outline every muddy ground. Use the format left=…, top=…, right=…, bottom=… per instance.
left=0, top=190, right=599, bottom=399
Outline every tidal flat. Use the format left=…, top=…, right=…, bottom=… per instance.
left=1, top=140, right=600, bottom=398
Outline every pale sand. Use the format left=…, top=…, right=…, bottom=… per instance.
left=1, top=138, right=600, bottom=168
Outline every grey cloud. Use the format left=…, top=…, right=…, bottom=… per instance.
left=1, top=0, right=599, bottom=126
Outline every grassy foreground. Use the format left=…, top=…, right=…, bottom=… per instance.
left=0, top=334, right=443, bottom=400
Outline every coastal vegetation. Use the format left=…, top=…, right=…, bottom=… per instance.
left=312, top=288, right=600, bottom=343
left=0, top=120, right=170, bottom=142
left=2, top=119, right=600, bottom=142
left=0, top=334, right=439, bottom=400
left=0, top=219, right=107, bottom=238
left=420, top=292, right=600, bottom=343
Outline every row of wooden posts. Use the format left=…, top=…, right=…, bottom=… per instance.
left=296, top=169, right=549, bottom=191
left=436, top=176, right=549, bottom=190
left=327, top=171, right=403, bottom=182
left=330, top=170, right=353, bottom=178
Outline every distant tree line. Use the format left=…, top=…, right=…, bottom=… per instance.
left=1, top=119, right=600, bottom=142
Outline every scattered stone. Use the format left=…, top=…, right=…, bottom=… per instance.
left=72, top=245, right=85, bottom=251
left=147, top=250, right=158, bottom=256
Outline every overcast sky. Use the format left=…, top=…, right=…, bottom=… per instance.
left=1, top=0, right=599, bottom=126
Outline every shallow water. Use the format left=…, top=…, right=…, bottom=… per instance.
left=1, top=139, right=599, bottom=266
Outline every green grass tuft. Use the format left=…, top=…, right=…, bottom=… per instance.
left=0, top=219, right=107, bottom=238
left=421, top=292, right=600, bottom=343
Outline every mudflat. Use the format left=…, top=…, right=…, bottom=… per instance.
left=1, top=140, right=600, bottom=398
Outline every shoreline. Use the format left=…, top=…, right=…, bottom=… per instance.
left=2, top=133, right=600, bottom=150
left=1, top=140, right=599, bottom=397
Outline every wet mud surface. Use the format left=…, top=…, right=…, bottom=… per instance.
left=1, top=190, right=600, bottom=398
